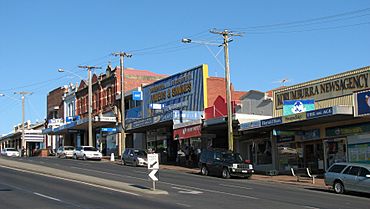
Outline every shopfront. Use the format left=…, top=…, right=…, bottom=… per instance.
left=126, top=65, right=209, bottom=164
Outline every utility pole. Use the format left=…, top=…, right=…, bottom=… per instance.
left=112, top=52, right=132, bottom=157
left=78, top=65, right=102, bottom=147
left=210, top=29, right=243, bottom=151
left=14, top=91, right=32, bottom=155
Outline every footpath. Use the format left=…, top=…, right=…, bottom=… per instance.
left=157, top=163, right=329, bottom=189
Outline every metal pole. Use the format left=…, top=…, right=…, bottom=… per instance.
left=223, top=33, right=234, bottom=151
left=21, top=95, right=25, bottom=154
left=88, top=68, right=93, bottom=146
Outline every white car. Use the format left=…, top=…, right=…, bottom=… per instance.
left=56, top=146, right=75, bottom=158
left=1, top=148, right=20, bottom=157
left=73, top=146, right=102, bottom=160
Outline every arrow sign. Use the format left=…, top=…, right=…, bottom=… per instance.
left=149, top=169, right=158, bottom=181
left=147, top=153, right=159, bottom=170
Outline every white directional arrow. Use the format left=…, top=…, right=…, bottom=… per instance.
left=149, top=169, right=158, bottom=181
left=172, top=187, right=203, bottom=194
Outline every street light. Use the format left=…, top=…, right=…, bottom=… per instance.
left=182, top=30, right=242, bottom=151
left=58, top=68, right=84, bottom=80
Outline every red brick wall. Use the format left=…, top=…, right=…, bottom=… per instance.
left=46, top=87, right=67, bottom=120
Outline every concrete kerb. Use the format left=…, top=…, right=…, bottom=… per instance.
left=0, top=158, right=168, bottom=195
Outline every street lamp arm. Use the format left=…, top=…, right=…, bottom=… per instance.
left=181, top=38, right=220, bottom=46
left=58, top=68, right=84, bottom=80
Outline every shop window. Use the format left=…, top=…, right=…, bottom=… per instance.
left=254, top=139, right=272, bottom=165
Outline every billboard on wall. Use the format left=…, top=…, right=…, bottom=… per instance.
left=283, top=100, right=315, bottom=116
left=126, top=65, right=208, bottom=130
left=142, top=64, right=208, bottom=119
left=354, top=89, right=370, bottom=117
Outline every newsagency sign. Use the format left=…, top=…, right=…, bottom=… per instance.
left=142, top=64, right=208, bottom=118
left=275, top=70, right=370, bottom=109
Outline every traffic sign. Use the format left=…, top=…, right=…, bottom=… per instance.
left=147, top=153, right=159, bottom=170
left=149, top=169, right=158, bottom=181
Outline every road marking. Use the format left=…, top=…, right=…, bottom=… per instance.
left=0, top=165, right=141, bottom=197
left=33, top=192, right=61, bottom=202
left=303, top=206, right=320, bottom=209
left=219, top=184, right=252, bottom=190
left=176, top=203, right=191, bottom=208
left=172, top=187, right=203, bottom=194
left=133, top=170, right=147, bottom=174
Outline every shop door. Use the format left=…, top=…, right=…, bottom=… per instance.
left=303, top=142, right=323, bottom=172
left=323, top=138, right=347, bottom=170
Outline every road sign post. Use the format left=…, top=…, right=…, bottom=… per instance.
left=147, top=153, right=159, bottom=191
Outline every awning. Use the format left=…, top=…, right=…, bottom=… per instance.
left=239, top=105, right=353, bottom=132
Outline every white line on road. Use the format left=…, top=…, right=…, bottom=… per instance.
left=176, top=203, right=191, bottom=208
left=219, top=184, right=252, bottom=190
left=33, top=192, right=62, bottom=202
left=303, top=206, right=320, bottom=209
left=0, top=165, right=141, bottom=197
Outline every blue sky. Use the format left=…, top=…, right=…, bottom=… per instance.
left=1, top=0, right=370, bottom=135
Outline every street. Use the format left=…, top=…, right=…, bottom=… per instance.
left=0, top=157, right=369, bottom=209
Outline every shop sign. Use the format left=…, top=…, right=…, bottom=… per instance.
left=101, top=128, right=117, bottom=132
left=173, top=124, right=201, bottom=140
left=283, top=100, right=315, bottom=116
left=173, top=110, right=203, bottom=125
left=303, top=129, right=321, bottom=140
left=354, top=89, right=370, bottom=117
left=239, top=120, right=261, bottom=130
left=261, top=117, right=282, bottom=127
left=275, top=71, right=370, bottom=108
left=142, top=65, right=208, bottom=118
left=306, top=107, right=333, bottom=119
left=326, top=123, right=370, bottom=137
left=132, top=91, right=143, bottom=101
left=127, top=112, right=174, bottom=130
left=95, top=116, right=116, bottom=122
left=282, top=112, right=306, bottom=123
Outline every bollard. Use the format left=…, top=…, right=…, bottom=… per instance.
left=110, top=153, right=115, bottom=161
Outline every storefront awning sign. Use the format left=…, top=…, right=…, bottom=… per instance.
left=173, top=124, right=201, bottom=140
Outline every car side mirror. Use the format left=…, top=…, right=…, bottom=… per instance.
left=130, top=153, right=134, bottom=157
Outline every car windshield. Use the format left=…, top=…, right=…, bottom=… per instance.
left=222, top=153, right=244, bottom=163
left=6, top=148, right=17, bottom=152
left=84, top=147, right=98, bottom=151
left=134, top=150, right=147, bottom=157
left=65, top=147, right=74, bottom=150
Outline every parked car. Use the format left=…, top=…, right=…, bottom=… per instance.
left=1, top=148, right=20, bottom=157
left=56, top=146, right=75, bottom=158
left=324, top=163, right=370, bottom=194
left=73, top=146, right=102, bottom=160
left=121, top=148, right=147, bottom=167
left=199, top=149, right=254, bottom=179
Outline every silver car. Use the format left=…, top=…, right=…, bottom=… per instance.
left=324, top=163, right=370, bottom=194
left=121, top=148, right=147, bottom=167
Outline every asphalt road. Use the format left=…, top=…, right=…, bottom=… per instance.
left=1, top=157, right=369, bottom=209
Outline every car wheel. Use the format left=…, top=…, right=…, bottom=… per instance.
left=222, top=167, right=231, bottom=179
left=133, top=160, right=138, bottom=167
left=83, top=155, right=87, bottom=161
left=333, top=181, right=344, bottom=194
left=201, top=165, right=208, bottom=176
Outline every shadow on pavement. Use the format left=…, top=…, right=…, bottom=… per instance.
left=305, top=187, right=370, bottom=198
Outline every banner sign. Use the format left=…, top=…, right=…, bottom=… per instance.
left=142, top=65, right=207, bottom=119
left=239, top=120, right=261, bottom=130
left=282, top=112, right=307, bottom=123
left=354, top=89, right=370, bottom=117
left=306, top=107, right=333, bottom=119
left=261, top=117, right=282, bottom=127
left=275, top=70, right=370, bottom=108
left=173, top=110, right=203, bottom=125
left=173, top=124, right=202, bottom=140
left=283, top=100, right=315, bottom=116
